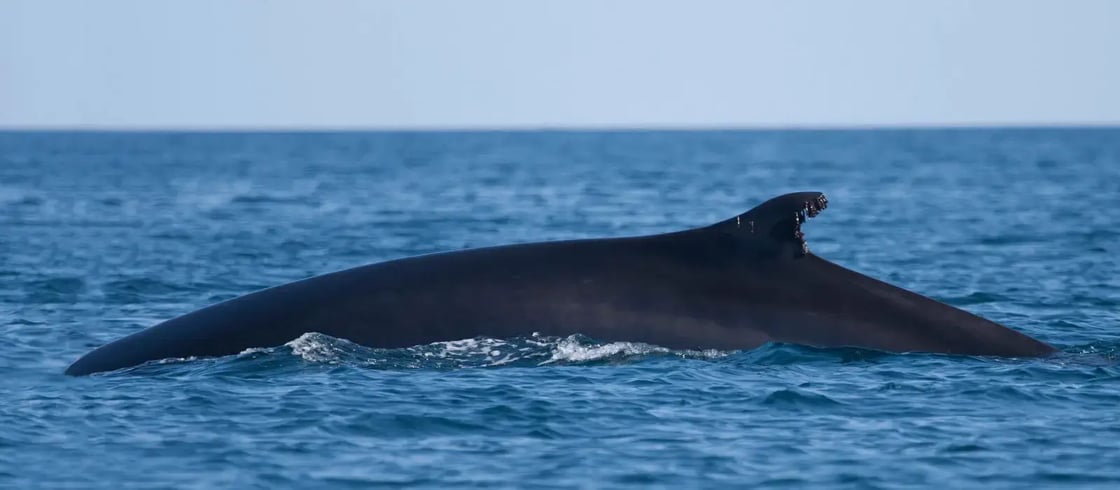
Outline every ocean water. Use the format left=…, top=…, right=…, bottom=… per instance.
left=1, top=129, right=1119, bottom=488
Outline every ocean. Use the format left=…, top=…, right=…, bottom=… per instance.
left=1, top=129, right=1118, bottom=488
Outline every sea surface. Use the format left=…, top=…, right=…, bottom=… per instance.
left=1, top=129, right=1118, bottom=488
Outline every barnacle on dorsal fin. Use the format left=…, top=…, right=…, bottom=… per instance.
left=791, top=193, right=828, bottom=255
left=708, top=192, right=828, bottom=258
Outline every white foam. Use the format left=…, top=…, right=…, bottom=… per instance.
left=285, top=332, right=342, bottom=363
left=541, top=335, right=668, bottom=364
left=237, top=347, right=270, bottom=356
left=154, top=356, right=199, bottom=364
left=422, top=337, right=505, bottom=357
left=238, top=332, right=726, bottom=369
left=682, top=348, right=732, bottom=360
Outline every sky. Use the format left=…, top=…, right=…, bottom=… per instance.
left=1, top=0, right=1118, bottom=129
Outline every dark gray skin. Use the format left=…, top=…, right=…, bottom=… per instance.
left=65, top=192, right=1056, bottom=375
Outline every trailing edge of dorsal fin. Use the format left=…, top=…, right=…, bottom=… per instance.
left=707, top=191, right=829, bottom=257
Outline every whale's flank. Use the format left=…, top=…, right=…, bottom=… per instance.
left=65, top=192, right=1055, bottom=375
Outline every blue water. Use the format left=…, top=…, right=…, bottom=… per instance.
left=2, top=129, right=1119, bottom=488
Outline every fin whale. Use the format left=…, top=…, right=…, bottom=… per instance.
left=65, top=192, right=1056, bottom=375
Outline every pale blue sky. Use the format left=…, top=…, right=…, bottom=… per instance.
left=2, top=0, right=1118, bottom=128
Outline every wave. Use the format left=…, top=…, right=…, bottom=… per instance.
left=273, top=332, right=723, bottom=369
left=110, top=333, right=1120, bottom=377
left=115, top=333, right=728, bottom=376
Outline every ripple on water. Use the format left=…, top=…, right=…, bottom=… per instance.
left=100, top=277, right=192, bottom=303
left=759, top=388, right=845, bottom=408
left=22, top=276, right=87, bottom=303
left=3, top=130, right=1120, bottom=487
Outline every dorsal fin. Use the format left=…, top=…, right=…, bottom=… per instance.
left=706, top=191, right=828, bottom=257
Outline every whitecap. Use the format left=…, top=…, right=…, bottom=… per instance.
left=285, top=332, right=346, bottom=363
left=540, top=335, right=668, bottom=364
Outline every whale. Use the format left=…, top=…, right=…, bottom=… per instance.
left=65, top=191, right=1056, bottom=375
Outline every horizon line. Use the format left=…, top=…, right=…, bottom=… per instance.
left=1, top=122, right=1118, bottom=133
